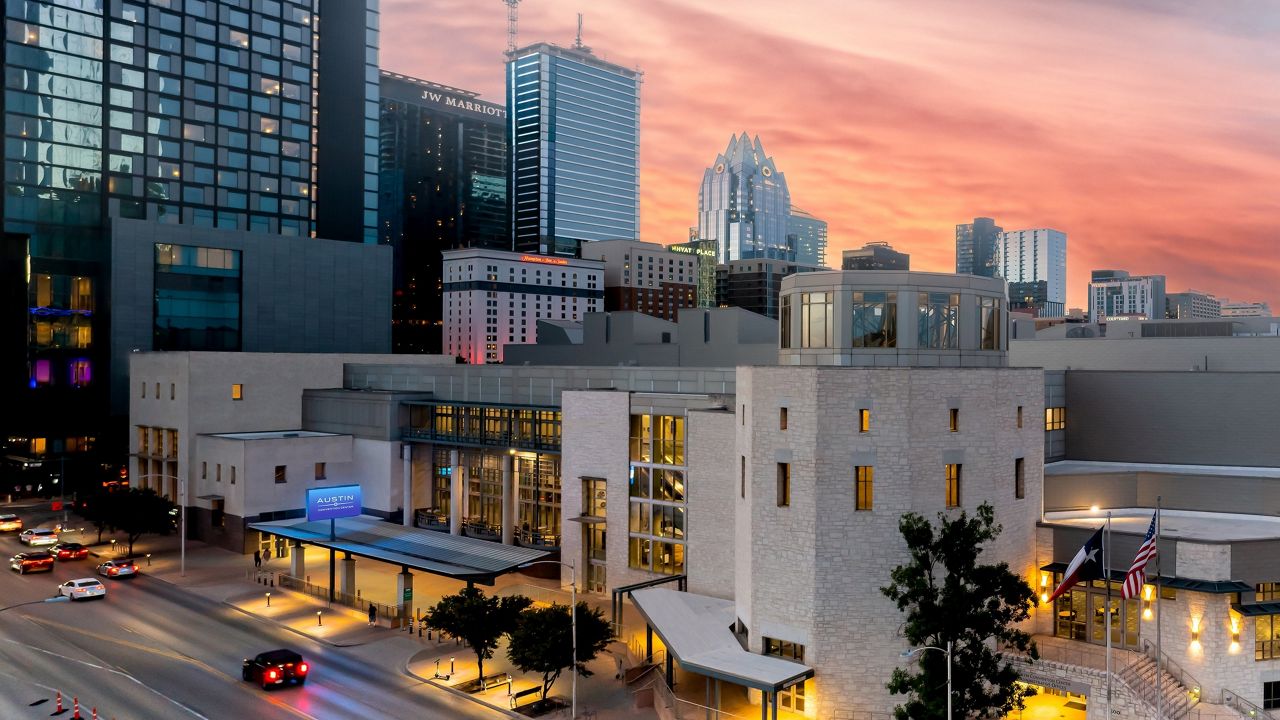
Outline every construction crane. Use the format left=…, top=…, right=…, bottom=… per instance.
left=503, top=0, right=520, bottom=54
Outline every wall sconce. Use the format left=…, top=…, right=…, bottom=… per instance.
left=1190, top=617, right=1201, bottom=647
left=1090, top=505, right=1100, bottom=513
left=1142, top=585, right=1153, bottom=620
left=1039, top=573, right=1050, bottom=604
left=1232, top=616, right=1242, bottom=651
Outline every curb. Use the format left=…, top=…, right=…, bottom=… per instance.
left=403, top=648, right=526, bottom=720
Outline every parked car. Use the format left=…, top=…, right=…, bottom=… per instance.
left=96, top=559, right=138, bottom=578
left=58, top=578, right=106, bottom=601
left=51, top=543, right=89, bottom=560
left=10, top=552, right=55, bottom=574
left=0, top=513, right=22, bottom=532
left=19, top=528, right=57, bottom=546
left=242, top=649, right=308, bottom=689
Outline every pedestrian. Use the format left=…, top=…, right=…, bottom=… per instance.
left=253, top=549, right=261, bottom=568
left=263, top=545, right=272, bottom=561
left=613, top=652, right=624, bottom=680
left=368, top=604, right=378, bottom=627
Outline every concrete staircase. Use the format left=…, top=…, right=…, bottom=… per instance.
left=1117, top=643, right=1199, bottom=720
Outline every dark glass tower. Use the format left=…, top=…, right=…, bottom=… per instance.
left=379, top=73, right=507, bottom=354
left=955, top=217, right=1002, bottom=277
left=1, top=0, right=379, bottom=487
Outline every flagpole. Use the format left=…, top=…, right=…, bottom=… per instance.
left=1156, top=497, right=1163, bottom=720
left=1106, top=511, right=1113, bottom=720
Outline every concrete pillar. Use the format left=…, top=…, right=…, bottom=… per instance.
left=665, top=652, right=674, bottom=689
left=646, top=625, right=653, bottom=660
left=501, top=452, right=515, bottom=544
left=771, top=692, right=778, bottom=720
left=401, top=444, right=412, bottom=527
left=449, top=449, right=463, bottom=535
left=289, top=542, right=305, bottom=578
left=397, top=567, right=413, bottom=622
left=338, top=552, right=356, bottom=596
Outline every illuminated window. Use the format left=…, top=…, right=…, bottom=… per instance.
left=274, top=465, right=286, bottom=484
left=949, top=408, right=960, bottom=432
left=231, top=384, right=243, bottom=400
left=859, top=409, right=870, bottom=433
left=855, top=466, right=873, bottom=511
left=779, top=407, right=788, bottom=431
left=945, top=464, right=961, bottom=508
left=69, top=359, right=92, bottom=388
left=776, top=463, right=790, bottom=507
left=1045, top=407, right=1066, bottom=431
left=32, top=438, right=47, bottom=455
left=315, top=462, right=326, bottom=480
left=1017, top=405, right=1024, bottom=428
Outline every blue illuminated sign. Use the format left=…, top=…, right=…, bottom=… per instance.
left=306, top=484, right=362, bottom=522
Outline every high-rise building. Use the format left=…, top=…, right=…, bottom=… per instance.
left=955, top=217, right=1002, bottom=277
left=1218, top=300, right=1273, bottom=318
left=442, top=248, right=603, bottom=364
left=699, top=134, right=792, bottom=264
left=2, top=0, right=384, bottom=486
left=579, top=240, right=698, bottom=321
left=1088, top=270, right=1167, bottom=321
left=715, top=259, right=824, bottom=320
left=996, top=228, right=1068, bottom=317
left=1166, top=290, right=1221, bottom=320
left=507, top=43, right=640, bottom=258
left=842, top=242, right=910, bottom=271
left=379, top=73, right=507, bottom=354
left=670, top=229, right=717, bottom=308
left=787, top=207, right=828, bottom=267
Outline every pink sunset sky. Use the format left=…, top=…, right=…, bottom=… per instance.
left=380, top=0, right=1280, bottom=311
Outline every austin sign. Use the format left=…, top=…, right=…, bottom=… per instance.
left=306, top=485, right=362, bottom=522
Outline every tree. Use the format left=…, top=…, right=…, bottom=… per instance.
left=79, top=492, right=115, bottom=544
left=108, top=488, right=177, bottom=555
left=507, top=601, right=614, bottom=707
left=881, top=502, right=1038, bottom=720
left=425, top=588, right=531, bottom=683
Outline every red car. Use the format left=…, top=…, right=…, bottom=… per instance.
left=51, top=543, right=89, bottom=560
left=10, top=552, right=55, bottom=574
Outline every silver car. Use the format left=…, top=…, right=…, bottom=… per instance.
left=19, top=528, right=58, bottom=546
left=96, top=559, right=138, bottom=578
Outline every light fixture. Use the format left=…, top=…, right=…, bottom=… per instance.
left=1143, top=585, right=1153, bottom=619
left=1090, top=504, right=1100, bottom=513
left=1190, top=617, right=1201, bottom=647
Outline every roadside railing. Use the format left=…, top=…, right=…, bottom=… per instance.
left=1222, top=689, right=1274, bottom=720
left=274, top=573, right=402, bottom=623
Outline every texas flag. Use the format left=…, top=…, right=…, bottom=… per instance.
left=1046, top=527, right=1106, bottom=604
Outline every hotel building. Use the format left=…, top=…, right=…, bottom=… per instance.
left=580, top=240, right=699, bottom=320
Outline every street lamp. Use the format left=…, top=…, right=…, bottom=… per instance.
left=902, top=641, right=952, bottom=720
left=265, top=592, right=272, bottom=607
left=520, top=559, right=578, bottom=719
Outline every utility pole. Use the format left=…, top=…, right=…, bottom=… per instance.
left=503, top=0, right=520, bottom=54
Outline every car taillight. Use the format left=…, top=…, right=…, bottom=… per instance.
left=298, top=663, right=308, bottom=674
left=110, top=568, right=118, bottom=575
left=267, top=669, right=279, bottom=680
left=130, top=565, right=137, bottom=572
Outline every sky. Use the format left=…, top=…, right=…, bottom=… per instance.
left=380, top=0, right=1280, bottom=311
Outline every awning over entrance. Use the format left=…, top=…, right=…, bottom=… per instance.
left=249, top=515, right=549, bottom=584
left=630, top=588, right=813, bottom=692
left=1038, top=562, right=1251, bottom=594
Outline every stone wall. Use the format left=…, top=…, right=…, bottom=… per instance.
left=685, top=408, right=736, bottom=599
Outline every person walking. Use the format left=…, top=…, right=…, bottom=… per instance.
left=368, top=604, right=378, bottom=627
left=253, top=549, right=261, bottom=568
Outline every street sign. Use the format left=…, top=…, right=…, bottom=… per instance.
left=306, top=484, right=362, bottom=522
left=403, top=588, right=412, bottom=601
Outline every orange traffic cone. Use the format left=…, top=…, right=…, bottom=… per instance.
left=55, top=692, right=63, bottom=713
left=92, top=707, right=98, bottom=720
left=72, top=696, right=81, bottom=719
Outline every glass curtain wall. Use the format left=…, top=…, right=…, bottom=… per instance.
left=517, top=453, right=560, bottom=546
left=918, top=292, right=960, bottom=349
left=628, top=414, right=687, bottom=576
left=851, top=291, right=897, bottom=347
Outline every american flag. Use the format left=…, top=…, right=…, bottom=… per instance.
left=1122, top=511, right=1158, bottom=599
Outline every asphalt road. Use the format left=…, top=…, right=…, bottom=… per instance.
left=0, top=521, right=508, bottom=720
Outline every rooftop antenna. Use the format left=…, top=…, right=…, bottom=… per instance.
left=573, top=12, right=590, bottom=53
left=504, top=0, right=520, bottom=54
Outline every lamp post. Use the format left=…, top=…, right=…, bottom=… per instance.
left=902, top=641, right=952, bottom=720
left=520, top=559, right=577, bottom=719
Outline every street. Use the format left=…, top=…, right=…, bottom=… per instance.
left=0, top=523, right=511, bottom=720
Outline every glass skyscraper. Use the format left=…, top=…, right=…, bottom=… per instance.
left=955, top=217, right=1002, bottom=277
left=698, top=133, right=792, bottom=264
left=379, top=72, right=507, bottom=354
left=787, top=206, right=828, bottom=267
left=507, top=42, right=640, bottom=257
left=2, top=0, right=380, bottom=485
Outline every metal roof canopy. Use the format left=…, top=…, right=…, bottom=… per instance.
left=1039, top=562, right=1251, bottom=594
left=630, top=588, right=813, bottom=692
left=249, top=515, right=549, bottom=585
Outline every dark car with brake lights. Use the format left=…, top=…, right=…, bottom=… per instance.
left=242, top=649, right=309, bottom=689
left=51, top=542, right=89, bottom=560
left=10, top=552, right=54, bottom=574
left=97, top=559, right=138, bottom=578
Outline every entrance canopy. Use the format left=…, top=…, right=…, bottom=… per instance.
left=249, top=515, right=549, bottom=584
left=631, top=587, right=813, bottom=692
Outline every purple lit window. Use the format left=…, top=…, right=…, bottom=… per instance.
left=69, top=359, right=91, bottom=387
left=30, top=359, right=51, bottom=387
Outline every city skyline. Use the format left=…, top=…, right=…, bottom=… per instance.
left=381, top=0, right=1280, bottom=310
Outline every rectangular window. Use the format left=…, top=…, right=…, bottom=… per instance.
left=949, top=408, right=960, bottom=432
left=1259, top=583, right=1280, bottom=602
left=141, top=382, right=146, bottom=398
left=315, top=462, right=326, bottom=480
left=945, top=464, right=961, bottom=508
left=800, top=292, right=834, bottom=348
left=779, top=407, right=788, bottom=431
left=201, top=462, right=207, bottom=479
left=1015, top=458, right=1025, bottom=499
left=1265, top=681, right=1280, bottom=709
left=851, top=291, right=897, bottom=347
left=855, top=466, right=873, bottom=511
left=230, top=466, right=236, bottom=484
left=777, top=463, right=791, bottom=507
left=918, top=292, right=960, bottom=349
left=1017, top=406, right=1024, bottom=428
left=859, top=409, right=870, bottom=433
left=979, top=296, right=1003, bottom=350
left=170, top=383, right=175, bottom=400
left=780, top=293, right=791, bottom=348
left=1257, top=616, right=1280, bottom=662
left=1045, top=407, right=1066, bottom=431
left=216, top=464, right=222, bottom=482
left=740, top=456, right=746, bottom=499
left=231, top=383, right=243, bottom=400
left=274, top=465, right=286, bottom=484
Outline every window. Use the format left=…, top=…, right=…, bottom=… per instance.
left=216, top=464, right=221, bottom=482
left=779, top=407, right=788, bottom=431
left=740, top=456, right=746, bottom=499
left=859, top=409, right=870, bottom=433
left=1015, top=458, right=1025, bottom=499
left=777, top=463, right=791, bottom=507
left=201, top=462, right=207, bottom=480
left=1257, top=616, right=1280, bottom=661
left=155, top=382, right=160, bottom=399
left=274, top=465, right=286, bottom=484
left=315, top=462, right=326, bottom=480
left=1017, top=406, right=1024, bottom=428
left=949, top=408, right=960, bottom=433
left=780, top=293, right=792, bottom=348
left=800, top=292, right=834, bottom=348
left=231, top=384, right=243, bottom=400
left=979, top=296, right=1003, bottom=350
left=1266, top=681, right=1280, bottom=709
left=855, top=466, right=873, bottom=511
left=945, top=464, right=961, bottom=508
left=851, top=291, right=897, bottom=347
left=230, top=466, right=236, bottom=484
left=1046, top=407, right=1066, bottom=431
left=918, top=292, right=960, bottom=349
left=1258, top=584, right=1280, bottom=602
left=764, top=638, right=807, bottom=712
left=141, top=382, right=146, bottom=398
left=170, top=383, right=175, bottom=400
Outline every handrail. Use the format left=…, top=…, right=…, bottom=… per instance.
left=1142, top=639, right=1203, bottom=704
left=1222, top=689, right=1274, bottom=720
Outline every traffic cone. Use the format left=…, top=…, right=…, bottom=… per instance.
left=72, top=697, right=81, bottom=719
left=92, top=708, right=98, bottom=720
left=55, top=691, right=63, bottom=712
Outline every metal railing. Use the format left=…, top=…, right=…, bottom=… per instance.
left=275, top=573, right=402, bottom=622
left=1222, top=690, right=1274, bottom=720
left=414, top=508, right=449, bottom=531
left=1140, top=638, right=1202, bottom=703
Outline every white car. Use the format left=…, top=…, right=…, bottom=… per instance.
left=19, top=528, right=58, bottom=546
left=97, top=559, right=138, bottom=578
left=59, top=578, right=106, bottom=601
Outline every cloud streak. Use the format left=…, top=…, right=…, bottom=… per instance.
left=381, top=0, right=1280, bottom=309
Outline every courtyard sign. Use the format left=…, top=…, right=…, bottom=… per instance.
left=306, top=484, right=362, bottom=522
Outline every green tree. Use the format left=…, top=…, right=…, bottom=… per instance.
left=425, top=588, right=532, bottom=683
left=881, top=502, right=1038, bottom=720
left=506, top=601, right=614, bottom=707
left=79, top=492, right=116, bottom=544
left=108, top=488, right=177, bottom=555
